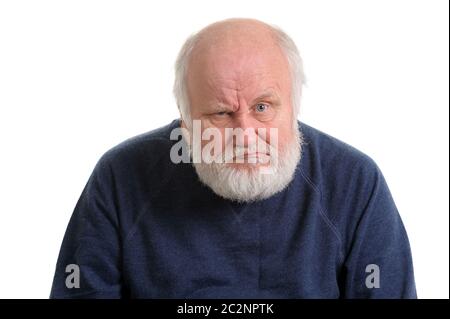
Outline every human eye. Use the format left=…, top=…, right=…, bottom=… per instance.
left=209, top=110, right=231, bottom=123
left=255, top=103, right=269, bottom=112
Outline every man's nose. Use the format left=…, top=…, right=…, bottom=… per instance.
left=231, top=113, right=260, bottom=146
left=233, top=112, right=256, bottom=128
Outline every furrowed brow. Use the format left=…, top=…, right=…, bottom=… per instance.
left=251, top=90, right=281, bottom=104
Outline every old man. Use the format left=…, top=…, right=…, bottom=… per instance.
left=51, top=18, right=416, bottom=298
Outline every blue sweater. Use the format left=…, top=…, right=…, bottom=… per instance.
left=50, top=120, right=416, bottom=298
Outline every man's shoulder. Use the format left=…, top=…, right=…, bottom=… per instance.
left=299, top=122, right=388, bottom=251
left=298, top=121, right=384, bottom=217
left=88, top=120, right=179, bottom=178
left=299, top=121, right=379, bottom=176
left=101, top=119, right=179, bottom=163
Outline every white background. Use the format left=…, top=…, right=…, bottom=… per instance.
left=0, top=0, right=448, bottom=299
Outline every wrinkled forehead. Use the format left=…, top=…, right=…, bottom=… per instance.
left=187, top=39, right=291, bottom=99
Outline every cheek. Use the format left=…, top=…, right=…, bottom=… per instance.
left=266, top=124, right=294, bottom=152
left=279, top=127, right=294, bottom=144
left=278, top=105, right=294, bottom=124
left=266, top=110, right=294, bottom=143
left=199, top=126, right=226, bottom=149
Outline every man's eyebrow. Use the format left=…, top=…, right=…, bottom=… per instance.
left=205, top=90, right=281, bottom=111
left=206, top=102, right=231, bottom=112
left=251, top=91, right=281, bottom=104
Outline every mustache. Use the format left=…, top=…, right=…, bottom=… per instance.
left=195, top=140, right=279, bottom=164
left=181, top=122, right=282, bottom=164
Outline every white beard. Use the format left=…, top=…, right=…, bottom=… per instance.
left=191, top=124, right=303, bottom=203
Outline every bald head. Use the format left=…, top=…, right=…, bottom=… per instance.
left=188, top=19, right=288, bottom=94
left=192, top=18, right=281, bottom=55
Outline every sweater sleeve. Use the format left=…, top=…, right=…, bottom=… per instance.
left=340, top=165, right=417, bottom=298
left=50, top=155, right=122, bottom=298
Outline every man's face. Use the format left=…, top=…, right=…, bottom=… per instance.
left=185, top=33, right=295, bottom=170
left=179, top=20, right=302, bottom=202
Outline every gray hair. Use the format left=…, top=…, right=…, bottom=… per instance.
left=173, top=22, right=305, bottom=127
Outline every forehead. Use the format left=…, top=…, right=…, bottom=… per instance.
left=187, top=42, right=291, bottom=103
